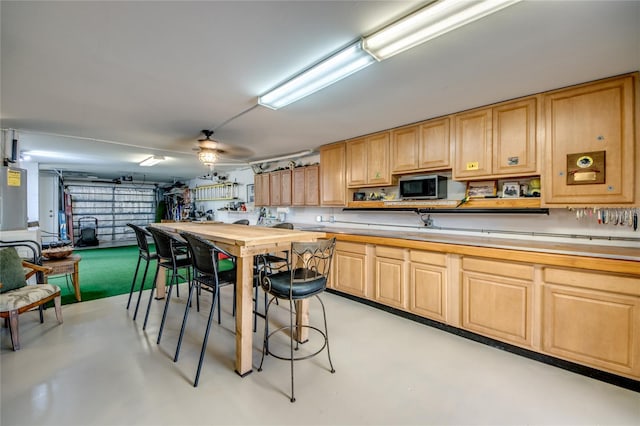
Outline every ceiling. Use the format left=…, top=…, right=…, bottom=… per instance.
left=1, top=1, right=639, bottom=183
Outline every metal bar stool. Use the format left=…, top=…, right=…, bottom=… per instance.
left=175, top=231, right=237, bottom=387
left=126, top=223, right=158, bottom=320
left=257, top=237, right=337, bottom=402
left=143, top=227, right=191, bottom=336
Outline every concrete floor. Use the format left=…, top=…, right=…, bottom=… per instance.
left=1, top=286, right=639, bottom=426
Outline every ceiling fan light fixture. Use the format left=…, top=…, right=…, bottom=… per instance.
left=363, top=0, right=522, bottom=60
left=139, top=155, right=165, bottom=166
left=198, top=149, right=218, bottom=166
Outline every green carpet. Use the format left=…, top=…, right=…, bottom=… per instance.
left=46, top=244, right=234, bottom=305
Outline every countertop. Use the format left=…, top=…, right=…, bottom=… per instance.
left=296, top=225, right=640, bottom=263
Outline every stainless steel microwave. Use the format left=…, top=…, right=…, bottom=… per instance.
left=398, top=174, right=448, bottom=200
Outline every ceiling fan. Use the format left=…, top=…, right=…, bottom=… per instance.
left=194, top=129, right=253, bottom=168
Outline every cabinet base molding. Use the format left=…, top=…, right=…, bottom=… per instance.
left=326, top=288, right=640, bottom=393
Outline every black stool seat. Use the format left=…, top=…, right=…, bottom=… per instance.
left=261, top=269, right=325, bottom=299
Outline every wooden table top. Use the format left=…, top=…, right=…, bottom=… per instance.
left=150, top=222, right=326, bottom=251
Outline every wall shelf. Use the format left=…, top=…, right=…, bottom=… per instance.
left=343, top=198, right=548, bottom=214
left=194, top=182, right=240, bottom=201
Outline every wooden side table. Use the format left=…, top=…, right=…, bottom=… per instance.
left=43, top=255, right=82, bottom=301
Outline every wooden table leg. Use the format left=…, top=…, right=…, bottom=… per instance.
left=72, top=260, right=82, bottom=301
left=295, top=299, right=310, bottom=343
left=235, top=255, right=254, bottom=377
left=155, top=269, right=166, bottom=299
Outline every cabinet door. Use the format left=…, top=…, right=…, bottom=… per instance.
left=542, top=267, right=640, bottom=378
left=453, top=108, right=493, bottom=179
left=304, top=165, right=319, bottom=206
left=280, top=170, right=292, bottom=206
left=346, top=138, right=367, bottom=187
left=374, top=246, right=406, bottom=309
left=256, top=173, right=270, bottom=206
left=254, top=174, right=262, bottom=206
left=320, top=143, right=346, bottom=206
left=333, top=247, right=367, bottom=297
left=292, top=167, right=305, bottom=206
left=419, top=117, right=451, bottom=170
left=269, top=172, right=281, bottom=206
left=492, top=97, right=537, bottom=176
left=461, top=257, right=534, bottom=348
left=544, top=75, right=636, bottom=204
left=391, top=125, right=419, bottom=173
left=367, top=132, right=391, bottom=186
left=410, top=259, right=447, bottom=322
left=543, top=284, right=640, bottom=378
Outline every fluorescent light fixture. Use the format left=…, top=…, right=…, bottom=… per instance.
left=248, top=150, right=315, bottom=165
left=139, top=155, right=165, bottom=166
left=363, top=0, right=521, bottom=60
left=258, top=41, right=376, bottom=110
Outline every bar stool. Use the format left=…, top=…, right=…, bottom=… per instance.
left=126, top=223, right=158, bottom=320
left=257, top=237, right=337, bottom=402
left=252, top=222, right=294, bottom=331
left=144, top=227, right=191, bottom=337
left=175, top=231, right=237, bottom=387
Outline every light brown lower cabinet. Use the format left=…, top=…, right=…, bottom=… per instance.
left=374, top=246, right=407, bottom=310
left=461, top=257, right=534, bottom=349
left=408, top=250, right=448, bottom=322
left=331, top=241, right=368, bottom=298
left=542, top=267, right=640, bottom=378
left=328, top=235, right=640, bottom=381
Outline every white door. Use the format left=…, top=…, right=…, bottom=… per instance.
left=38, top=173, right=59, bottom=244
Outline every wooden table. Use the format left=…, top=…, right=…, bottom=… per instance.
left=43, top=254, right=82, bottom=301
left=150, top=222, right=326, bottom=376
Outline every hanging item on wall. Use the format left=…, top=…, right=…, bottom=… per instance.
left=567, top=150, right=605, bottom=185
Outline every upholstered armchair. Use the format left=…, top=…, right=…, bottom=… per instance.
left=0, top=242, right=63, bottom=350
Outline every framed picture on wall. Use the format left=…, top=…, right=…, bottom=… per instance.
left=465, top=180, right=497, bottom=198
left=502, top=181, right=520, bottom=198
left=247, top=184, right=255, bottom=203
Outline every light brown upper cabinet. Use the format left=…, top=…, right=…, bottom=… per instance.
left=320, top=142, right=347, bottom=206
left=346, top=131, right=391, bottom=188
left=543, top=73, right=637, bottom=205
left=254, top=172, right=270, bottom=206
left=269, top=171, right=281, bottom=206
left=453, top=97, right=537, bottom=180
left=280, top=169, right=292, bottom=206
left=391, top=117, right=451, bottom=173
left=292, top=165, right=319, bottom=206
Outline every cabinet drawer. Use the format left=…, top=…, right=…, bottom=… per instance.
left=544, top=267, right=640, bottom=296
left=462, top=257, right=533, bottom=281
left=335, top=241, right=367, bottom=255
left=375, top=245, right=405, bottom=260
left=410, top=250, right=447, bottom=266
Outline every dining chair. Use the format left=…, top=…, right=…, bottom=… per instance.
left=126, top=223, right=158, bottom=320
left=257, top=237, right=337, bottom=402
left=144, top=227, right=191, bottom=338
left=175, top=231, right=237, bottom=387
